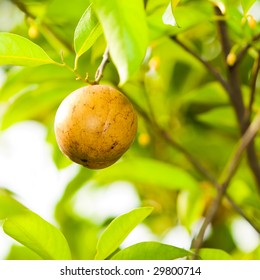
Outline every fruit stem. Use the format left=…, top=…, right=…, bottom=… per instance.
left=93, top=46, right=110, bottom=84
left=60, top=50, right=87, bottom=82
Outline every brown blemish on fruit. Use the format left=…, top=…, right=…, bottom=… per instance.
left=111, top=141, right=118, bottom=150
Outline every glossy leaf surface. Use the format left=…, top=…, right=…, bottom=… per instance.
left=0, top=33, right=57, bottom=66
left=92, top=0, right=148, bottom=84
left=112, top=241, right=191, bottom=260
left=95, top=207, right=153, bottom=260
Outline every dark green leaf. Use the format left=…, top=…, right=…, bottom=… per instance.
left=95, top=207, right=153, bottom=260
left=112, top=241, right=191, bottom=260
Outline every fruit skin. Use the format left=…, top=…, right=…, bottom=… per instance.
left=54, top=85, right=137, bottom=169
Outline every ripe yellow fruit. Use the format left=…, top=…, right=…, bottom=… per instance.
left=54, top=85, right=138, bottom=169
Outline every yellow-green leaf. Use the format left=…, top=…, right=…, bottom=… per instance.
left=0, top=189, right=71, bottom=260
left=92, top=0, right=148, bottom=85
left=94, top=157, right=198, bottom=191
left=95, top=207, right=153, bottom=260
left=112, top=242, right=191, bottom=260
left=74, top=4, right=102, bottom=59
left=0, top=32, right=57, bottom=67
left=199, top=248, right=233, bottom=260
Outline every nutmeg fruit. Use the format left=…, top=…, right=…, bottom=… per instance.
left=54, top=85, right=137, bottom=169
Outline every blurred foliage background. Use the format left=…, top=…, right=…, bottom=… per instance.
left=0, top=0, right=260, bottom=260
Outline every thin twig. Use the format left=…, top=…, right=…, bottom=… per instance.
left=94, top=47, right=110, bottom=84
left=221, top=113, right=260, bottom=186
left=236, top=33, right=260, bottom=65
left=225, top=194, right=260, bottom=234
left=60, top=50, right=86, bottom=82
left=248, top=52, right=260, bottom=117
left=192, top=112, right=260, bottom=256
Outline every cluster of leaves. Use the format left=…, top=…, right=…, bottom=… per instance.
left=0, top=0, right=260, bottom=260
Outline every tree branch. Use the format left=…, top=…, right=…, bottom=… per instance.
left=225, top=194, right=260, bottom=234
left=94, top=47, right=110, bottom=84
left=248, top=52, right=260, bottom=117
left=171, top=11, right=260, bottom=193
left=214, top=6, right=260, bottom=193
left=190, top=7, right=260, bottom=256
left=192, top=112, right=260, bottom=256
left=214, top=6, right=245, bottom=125
left=126, top=93, right=260, bottom=238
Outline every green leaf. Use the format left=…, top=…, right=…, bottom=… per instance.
left=0, top=189, right=71, bottom=260
left=112, top=241, right=191, bottom=260
left=3, top=211, right=71, bottom=260
left=95, top=207, right=153, bottom=260
left=0, top=32, right=58, bottom=67
left=92, top=0, right=148, bottom=85
left=198, top=248, right=233, bottom=260
left=171, top=1, right=213, bottom=35
left=5, top=245, right=42, bottom=260
left=241, top=0, right=256, bottom=14
left=0, top=65, right=83, bottom=130
left=74, top=4, right=102, bottom=60
left=94, top=157, right=198, bottom=191
left=0, top=64, right=75, bottom=102
left=0, top=82, right=77, bottom=130
left=196, top=107, right=236, bottom=130
left=0, top=188, right=26, bottom=219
